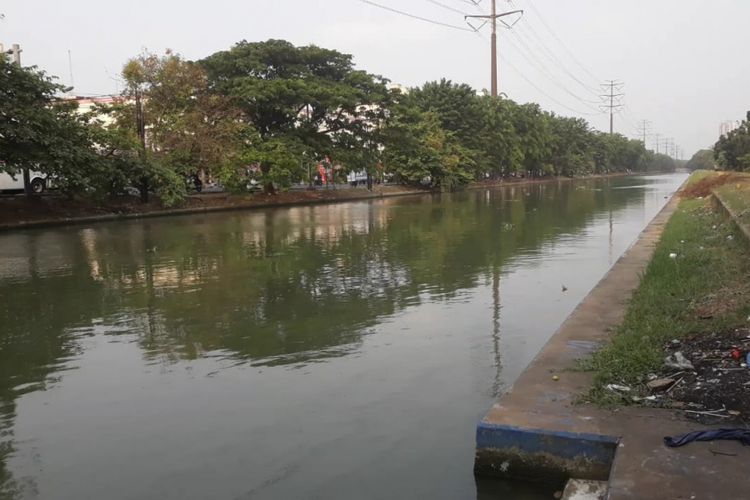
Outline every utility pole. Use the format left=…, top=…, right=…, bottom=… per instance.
left=636, top=120, right=651, bottom=148
left=653, top=133, right=661, bottom=154
left=600, top=80, right=624, bottom=135
left=466, top=2, right=523, bottom=97
left=10, top=43, right=21, bottom=65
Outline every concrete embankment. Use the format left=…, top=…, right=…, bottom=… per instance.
left=0, top=172, right=650, bottom=232
left=0, top=187, right=427, bottom=232
left=474, top=188, right=750, bottom=499
left=713, top=186, right=750, bottom=243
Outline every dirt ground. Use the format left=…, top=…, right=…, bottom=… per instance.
left=681, top=171, right=744, bottom=199
left=0, top=185, right=424, bottom=228
left=655, top=329, right=750, bottom=425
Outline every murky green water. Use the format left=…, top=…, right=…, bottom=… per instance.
left=0, top=174, right=686, bottom=499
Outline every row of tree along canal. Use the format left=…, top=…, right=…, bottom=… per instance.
left=1, top=39, right=677, bottom=207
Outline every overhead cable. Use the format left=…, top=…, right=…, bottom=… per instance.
left=358, top=0, right=475, bottom=32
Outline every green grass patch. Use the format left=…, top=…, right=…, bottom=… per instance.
left=714, top=174, right=750, bottom=229
left=684, top=169, right=720, bottom=187
left=582, top=197, right=750, bottom=405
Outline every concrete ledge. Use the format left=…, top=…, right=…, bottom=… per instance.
left=474, top=186, right=750, bottom=499
left=712, top=189, right=750, bottom=244
left=475, top=423, right=617, bottom=484
left=0, top=189, right=427, bottom=232
left=474, top=191, right=679, bottom=491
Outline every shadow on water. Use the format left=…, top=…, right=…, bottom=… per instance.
left=0, top=174, right=685, bottom=499
left=475, top=476, right=559, bottom=499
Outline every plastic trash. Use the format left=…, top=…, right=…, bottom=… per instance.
left=669, top=253, right=678, bottom=259
left=606, top=384, right=631, bottom=393
left=664, top=352, right=694, bottom=370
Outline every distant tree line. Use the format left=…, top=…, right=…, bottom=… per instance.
left=1, top=39, right=676, bottom=206
left=685, top=149, right=716, bottom=171
left=714, top=111, right=750, bottom=171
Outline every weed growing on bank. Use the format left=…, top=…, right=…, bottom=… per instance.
left=582, top=198, right=750, bottom=405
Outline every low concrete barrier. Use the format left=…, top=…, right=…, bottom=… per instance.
left=475, top=423, right=618, bottom=485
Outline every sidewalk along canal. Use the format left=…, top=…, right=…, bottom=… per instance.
left=474, top=173, right=750, bottom=500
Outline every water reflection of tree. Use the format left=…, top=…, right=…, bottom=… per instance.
left=0, top=180, right=646, bottom=492
left=0, top=231, right=105, bottom=498
left=66, top=180, right=641, bottom=365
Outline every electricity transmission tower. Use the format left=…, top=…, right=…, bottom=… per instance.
left=466, top=1, right=523, bottom=97
left=600, top=80, right=624, bottom=134
left=661, top=138, right=673, bottom=157
left=636, top=120, right=651, bottom=147
left=653, top=133, right=661, bottom=154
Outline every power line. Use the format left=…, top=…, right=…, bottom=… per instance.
left=358, top=0, right=475, bottom=32
left=524, top=0, right=601, bottom=83
left=469, top=3, right=602, bottom=117
left=503, top=29, right=602, bottom=112
left=465, top=0, right=524, bottom=97
left=505, top=0, right=601, bottom=97
left=514, top=21, right=600, bottom=96
left=500, top=52, right=600, bottom=116
left=425, top=0, right=469, bottom=16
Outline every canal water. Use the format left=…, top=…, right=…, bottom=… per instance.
left=0, top=174, right=686, bottom=499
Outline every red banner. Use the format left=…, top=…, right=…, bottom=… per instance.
left=317, top=164, right=327, bottom=184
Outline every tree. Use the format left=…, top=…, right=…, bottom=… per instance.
left=685, top=149, right=716, bottom=171
left=715, top=112, right=750, bottom=171
left=0, top=58, right=99, bottom=197
left=201, top=39, right=390, bottom=193
left=478, top=97, right=523, bottom=178
left=103, top=50, right=247, bottom=204
left=381, top=93, right=474, bottom=190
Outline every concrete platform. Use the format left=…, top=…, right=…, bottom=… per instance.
left=562, top=479, right=608, bottom=500
left=475, top=193, right=750, bottom=499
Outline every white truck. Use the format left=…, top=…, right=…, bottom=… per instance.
left=347, top=170, right=368, bottom=186
left=0, top=170, right=50, bottom=193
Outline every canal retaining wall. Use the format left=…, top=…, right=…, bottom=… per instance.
left=474, top=191, right=750, bottom=499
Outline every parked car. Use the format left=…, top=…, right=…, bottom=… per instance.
left=0, top=171, right=50, bottom=193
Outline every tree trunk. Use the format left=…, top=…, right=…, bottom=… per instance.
left=22, top=168, right=32, bottom=198
left=140, top=177, right=149, bottom=203
left=260, top=162, right=276, bottom=195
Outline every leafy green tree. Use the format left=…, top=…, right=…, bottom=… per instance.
left=478, top=97, right=523, bottom=178
left=715, top=112, right=750, bottom=171
left=381, top=96, right=474, bottom=190
left=201, top=39, right=390, bottom=193
left=107, top=50, right=247, bottom=204
left=647, top=153, right=676, bottom=173
left=548, top=115, right=594, bottom=176
left=0, top=58, right=100, bottom=197
left=410, top=80, right=485, bottom=166
left=512, top=103, right=552, bottom=177
left=685, top=149, right=716, bottom=171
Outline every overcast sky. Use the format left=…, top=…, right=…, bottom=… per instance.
left=2, top=0, right=748, bottom=156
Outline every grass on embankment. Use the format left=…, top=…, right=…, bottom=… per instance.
left=582, top=188, right=750, bottom=405
left=714, top=173, right=750, bottom=230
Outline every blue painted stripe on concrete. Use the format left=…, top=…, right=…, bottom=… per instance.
left=476, top=422, right=618, bottom=464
